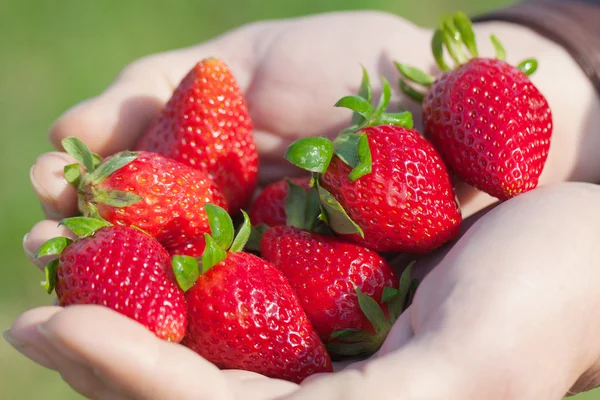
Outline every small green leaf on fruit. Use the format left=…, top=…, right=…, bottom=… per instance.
left=453, top=11, right=479, bottom=57
left=64, top=163, right=82, bottom=186
left=355, top=287, right=390, bottom=336
left=325, top=341, right=378, bottom=358
left=371, top=78, right=392, bottom=122
left=201, top=234, right=227, bottom=273
left=285, top=137, right=334, bottom=174
left=58, top=217, right=111, bottom=238
left=41, top=259, right=59, bottom=294
left=230, top=210, right=252, bottom=253
left=335, top=95, right=374, bottom=121
left=399, top=80, right=425, bottom=103
left=172, top=255, right=199, bottom=292
left=204, top=204, right=234, bottom=251
left=246, top=224, right=269, bottom=252
left=431, top=28, right=451, bottom=71
left=394, top=62, right=434, bottom=87
left=285, top=180, right=308, bottom=229
left=305, top=186, right=322, bottom=231
left=376, top=111, right=414, bottom=129
left=34, top=237, right=72, bottom=259
left=381, top=287, right=400, bottom=304
left=87, top=151, right=138, bottom=185
left=62, top=137, right=95, bottom=172
left=351, top=66, right=373, bottom=126
left=317, top=185, right=364, bottom=237
left=333, top=131, right=373, bottom=181
left=329, top=329, right=374, bottom=343
left=348, top=133, right=372, bottom=181
left=92, top=188, right=142, bottom=208
left=517, top=58, right=538, bottom=76
left=91, top=153, right=103, bottom=169
left=490, top=34, right=506, bottom=61
left=440, top=15, right=469, bottom=65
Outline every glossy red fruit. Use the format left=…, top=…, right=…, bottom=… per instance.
left=135, top=58, right=258, bottom=212
left=260, top=226, right=398, bottom=343
left=422, top=58, right=552, bottom=200
left=248, top=177, right=311, bottom=227
left=321, top=125, right=462, bottom=253
left=183, top=251, right=332, bottom=383
left=38, top=221, right=187, bottom=342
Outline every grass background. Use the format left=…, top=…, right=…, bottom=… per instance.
left=1, top=1, right=597, bottom=398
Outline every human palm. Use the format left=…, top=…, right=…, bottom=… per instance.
left=9, top=10, right=600, bottom=400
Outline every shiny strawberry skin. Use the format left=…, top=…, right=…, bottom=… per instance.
left=56, top=226, right=187, bottom=342
left=320, top=125, right=462, bottom=253
left=423, top=58, right=552, bottom=200
left=248, top=177, right=311, bottom=227
left=183, top=252, right=332, bottom=383
left=135, top=58, right=258, bottom=213
left=260, top=226, right=398, bottom=341
left=94, top=151, right=227, bottom=257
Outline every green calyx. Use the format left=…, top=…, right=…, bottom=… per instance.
left=35, top=216, right=113, bottom=294
left=61, top=137, right=142, bottom=217
left=171, top=204, right=252, bottom=292
left=397, top=11, right=539, bottom=102
left=326, top=261, right=419, bottom=359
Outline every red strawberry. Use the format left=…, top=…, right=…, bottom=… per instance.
left=178, top=205, right=332, bottom=383
left=286, top=72, right=461, bottom=253
left=248, top=177, right=311, bottom=227
left=62, top=137, right=227, bottom=257
left=260, top=225, right=411, bottom=357
left=34, top=218, right=187, bottom=342
left=397, top=12, right=552, bottom=200
left=135, top=57, right=258, bottom=212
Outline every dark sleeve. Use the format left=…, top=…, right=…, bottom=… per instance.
left=473, top=0, right=600, bottom=96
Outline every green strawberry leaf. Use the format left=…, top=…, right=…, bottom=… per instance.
left=317, top=185, right=364, bottom=237
left=41, top=259, right=59, bottom=294
left=64, top=163, right=82, bottom=186
left=355, top=286, right=390, bottom=336
left=440, top=15, right=468, bottom=66
left=92, top=188, right=142, bottom=208
left=387, top=261, right=416, bottom=324
left=349, top=133, right=372, bottom=181
left=371, top=78, right=392, bottom=123
left=62, top=137, right=95, bottom=173
left=87, top=151, right=138, bottom=186
left=490, top=34, right=506, bottom=61
left=285, top=180, right=308, bottom=229
left=334, top=95, right=374, bottom=121
left=285, top=137, right=334, bottom=174
left=431, top=28, right=451, bottom=72
left=34, top=237, right=72, bottom=259
left=201, top=234, right=227, bottom=273
left=58, top=217, right=111, bottom=238
left=453, top=11, right=479, bottom=58
left=91, top=153, right=103, bottom=169
left=330, top=329, right=374, bottom=343
left=381, top=287, right=400, bottom=304
left=305, top=185, right=322, bottom=231
left=230, top=210, right=252, bottom=253
left=376, top=111, right=414, bottom=129
left=172, top=255, right=199, bottom=292
left=325, top=341, right=379, bottom=358
left=394, top=62, right=434, bottom=87
left=351, top=66, right=373, bottom=126
left=517, top=58, right=538, bottom=76
left=333, top=132, right=372, bottom=181
left=245, top=224, right=269, bottom=252
left=204, top=204, right=234, bottom=251
left=399, top=79, right=425, bottom=104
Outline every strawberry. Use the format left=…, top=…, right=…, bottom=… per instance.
left=61, top=137, right=227, bottom=257
left=260, top=225, right=413, bottom=358
left=248, top=177, right=311, bottom=227
left=396, top=12, right=552, bottom=200
left=286, top=71, right=462, bottom=253
left=34, top=217, right=187, bottom=342
left=176, top=205, right=332, bottom=383
left=135, top=57, right=258, bottom=213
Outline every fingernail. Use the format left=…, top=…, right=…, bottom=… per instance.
left=3, top=330, right=56, bottom=369
left=22, top=233, right=35, bottom=259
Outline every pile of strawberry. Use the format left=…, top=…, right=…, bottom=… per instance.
left=32, top=13, right=552, bottom=383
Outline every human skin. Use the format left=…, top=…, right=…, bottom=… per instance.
left=6, top=10, right=600, bottom=399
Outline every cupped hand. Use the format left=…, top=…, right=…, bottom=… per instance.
left=10, top=182, right=600, bottom=399
left=13, top=10, right=600, bottom=400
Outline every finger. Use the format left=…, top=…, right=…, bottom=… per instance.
left=30, top=152, right=78, bottom=220
left=223, top=371, right=298, bottom=400
left=40, top=305, right=234, bottom=400
left=24, top=219, right=75, bottom=270
left=48, top=25, right=262, bottom=157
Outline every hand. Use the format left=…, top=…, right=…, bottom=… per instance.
left=9, top=182, right=600, bottom=399
left=12, top=10, right=600, bottom=399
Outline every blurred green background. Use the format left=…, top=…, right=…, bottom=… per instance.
left=1, top=0, right=598, bottom=399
